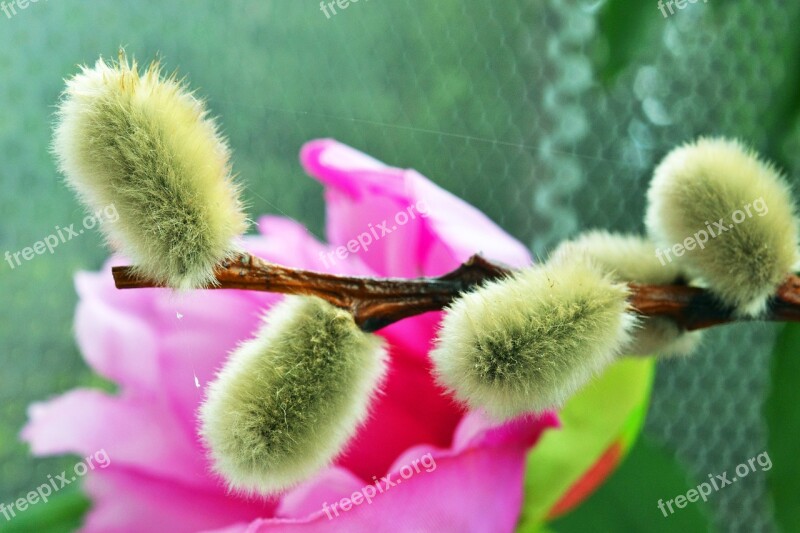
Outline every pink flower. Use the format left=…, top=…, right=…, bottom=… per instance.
left=22, top=139, right=556, bottom=533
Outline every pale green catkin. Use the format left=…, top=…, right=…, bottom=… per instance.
left=431, top=260, right=636, bottom=420
left=200, top=296, right=387, bottom=495
left=646, top=137, right=799, bottom=316
left=52, top=53, right=247, bottom=289
left=551, top=230, right=702, bottom=357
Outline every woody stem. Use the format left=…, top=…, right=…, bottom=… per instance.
left=111, top=253, right=800, bottom=332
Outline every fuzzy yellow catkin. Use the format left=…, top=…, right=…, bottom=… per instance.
left=551, top=230, right=702, bottom=357
left=431, top=260, right=636, bottom=420
left=646, top=138, right=799, bottom=316
left=200, top=296, right=387, bottom=495
left=52, top=52, right=247, bottom=289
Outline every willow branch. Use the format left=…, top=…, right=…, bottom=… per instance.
left=111, top=253, right=800, bottom=332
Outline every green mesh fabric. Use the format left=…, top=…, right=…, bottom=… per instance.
left=1, top=1, right=797, bottom=530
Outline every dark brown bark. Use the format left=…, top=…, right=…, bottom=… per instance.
left=111, top=253, right=800, bottom=332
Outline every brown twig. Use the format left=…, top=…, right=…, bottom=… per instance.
left=111, top=253, right=800, bottom=332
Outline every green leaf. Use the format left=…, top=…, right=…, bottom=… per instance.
left=764, top=323, right=800, bottom=532
left=0, top=485, right=90, bottom=533
left=597, top=0, right=661, bottom=84
left=548, top=437, right=713, bottom=533
left=517, top=356, right=655, bottom=529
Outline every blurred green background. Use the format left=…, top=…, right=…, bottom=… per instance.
left=2, top=0, right=800, bottom=531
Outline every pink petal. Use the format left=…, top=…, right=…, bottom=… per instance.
left=334, top=337, right=462, bottom=479
left=255, top=216, right=374, bottom=276
left=223, top=414, right=556, bottom=533
left=81, top=468, right=274, bottom=533
left=151, top=288, right=279, bottom=435
left=74, top=279, right=160, bottom=393
left=276, top=469, right=365, bottom=518
left=301, top=139, right=532, bottom=278
left=27, top=138, right=561, bottom=532
left=21, top=389, right=208, bottom=489
left=452, top=410, right=561, bottom=451
left=72, top=224, right=374, bottom=447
